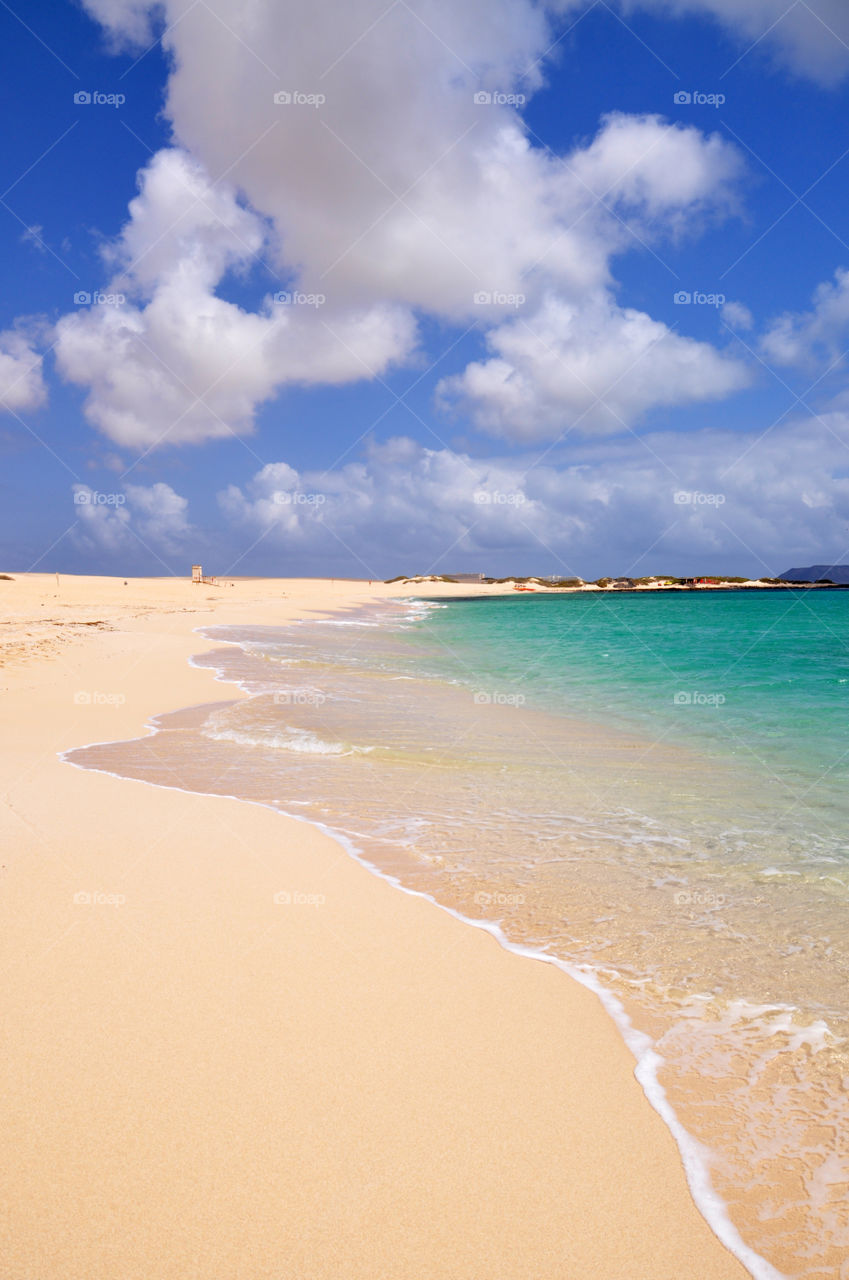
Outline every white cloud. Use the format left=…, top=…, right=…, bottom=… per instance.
left=20, top=225, right=46, bottom=253
left=71, top=485, right=132, bottom=553
left=438, top=291, right=750, bottom=441
left=722, top=300, right=754, bottom=331
left=218, top=419, right=849, bottom=576
left=71, top=481, right=191, bottom=558
left=433, top=114, right=749, bottom=439
left=0, top=329, right=47, bottom=414
left=124, top=480, right=190, bottom=549
left=566, top=111, right=741, bottom=227
left=760, top=268, right=849, bottom=370
left=54, top=150, right=416, bottom=449
left=62, top=2, right=750, bottom=451
left=85, top=0, right=849, bottom=88
left=80, top=0, right=157, bottom=46
left=589, top=0, right=849, bottom=85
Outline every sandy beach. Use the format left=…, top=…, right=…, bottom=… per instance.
left=0, top=573, right=750, bottom=1279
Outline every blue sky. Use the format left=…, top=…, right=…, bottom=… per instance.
left=2, top=0, right=849, bottom=579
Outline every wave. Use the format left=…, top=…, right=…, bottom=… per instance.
left=201, top=718, right=372, bottom=757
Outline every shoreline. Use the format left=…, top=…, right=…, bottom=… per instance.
left=1, top=574, right=751, bottom=1278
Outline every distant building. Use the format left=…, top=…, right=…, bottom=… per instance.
left=445, top=572, right=486, bottom=583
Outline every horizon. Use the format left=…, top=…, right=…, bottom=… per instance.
left=5, top=564, right=845, bottom=585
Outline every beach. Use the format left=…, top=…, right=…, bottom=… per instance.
left=0, top=573, right=752, bottom=1278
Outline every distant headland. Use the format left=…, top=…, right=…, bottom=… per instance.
left=387, top=571, right=849, bottom=591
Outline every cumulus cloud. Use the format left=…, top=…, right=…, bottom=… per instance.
left=583, top=0, right=849, bottom=85
left=71, top=481, right=191, bottom=557
left=86, top=0, right=849, bottom=86
left=760, top=268, right=849, bottom=371
left=54, top=149, right=416, bottom=449
left=439, top=291, right=750, bottom=440
left=218, top=420, right=849, bottom=576
left=0, top=329, right=47, bottom=414
left=566, top=111, right=742, bottom=228
left=124, top=480, right=191, bottom=549
left=61, top=0, right=750, bottom=451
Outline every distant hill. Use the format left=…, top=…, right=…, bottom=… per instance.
left=779, top=564, right=849, bottom=584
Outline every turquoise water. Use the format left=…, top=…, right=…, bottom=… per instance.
left=414, top=589, right=849, bottom=830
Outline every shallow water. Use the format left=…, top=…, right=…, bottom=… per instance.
left=66, top=592, right=849, bottom=1278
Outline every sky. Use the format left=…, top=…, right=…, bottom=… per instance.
left=2, top=0, right=849, bottom=580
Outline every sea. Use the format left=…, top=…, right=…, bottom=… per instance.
left=65, top=588, right=849, bottom=1279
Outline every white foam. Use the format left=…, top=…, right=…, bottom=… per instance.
left=202, top=722, right=370, bottom=757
